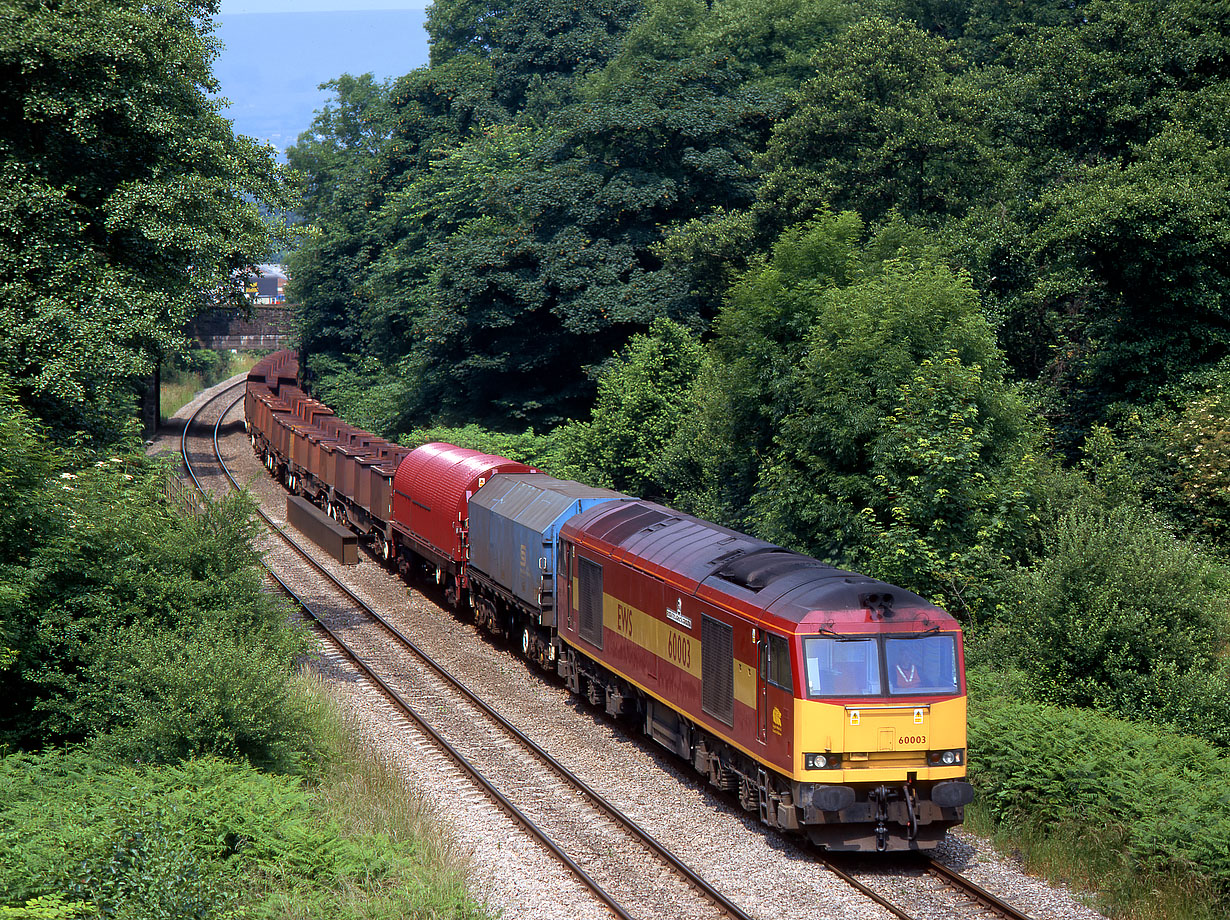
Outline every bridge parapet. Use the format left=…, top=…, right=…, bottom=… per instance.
left=188, top=305, right=295, bottom=351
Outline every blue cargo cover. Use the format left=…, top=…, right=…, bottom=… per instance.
left=469, top=473, right=627, bottom=623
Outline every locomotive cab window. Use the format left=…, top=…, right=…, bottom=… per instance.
left=886, top=635, right=958, bottom=695
left=760, top=632, right=792, bottom=691
left=804, top=637, right=881, bottom=696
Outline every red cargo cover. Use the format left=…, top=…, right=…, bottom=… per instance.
left=391, top=442, right=534, bottom=566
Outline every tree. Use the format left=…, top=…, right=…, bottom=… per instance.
left=425, top=0, right=644, bottom=113
left=362, top=36, right=778, bottom=426
left=1022, top=127, right=1230, bottom=438
left=0, top=0, right=296, bottom=446
left=1004, top=501, right=1230, bottom=718
left=292, top=0, right=847, bottom=428
left=287, top=74, right=398, bottom=362
left=554, top=317, right=704, bottom=498
left=764, top=17, right=1004, bottom=224
left=668, top=215, right=1045, bottom=617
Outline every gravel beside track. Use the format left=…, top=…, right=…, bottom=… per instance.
left=155, top=375, right=1111, bottom=920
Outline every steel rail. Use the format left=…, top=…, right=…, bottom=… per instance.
left=183, top=387, right=638, bottom=919
left=817, top=860, right=916, bottom=920
left=201, top=390, right=760, bottom=920
left=926, top=857, right=1036, bottom=920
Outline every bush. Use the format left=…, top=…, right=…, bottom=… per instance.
left=1, top=447, right=315, bottom=770
left=306, top=354, right=421, bottom=440
left=999, top=498, right=1230, bottom=734
left=0, top=748, right=489, bottom=919
left=969, top=698, right=1230, bottom=906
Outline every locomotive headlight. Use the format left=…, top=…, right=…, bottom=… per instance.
left=804, top=753, right=840, bottom=770
left=928, top=749, right=964, bottom=766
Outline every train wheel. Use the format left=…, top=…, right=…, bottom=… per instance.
left=738, top=776, right=758, bottom=812
left=376, top=533, right=391, bottom=562
left=521, top=626, right=531, bottom=657
left=444, top=575, right=460, bottom=608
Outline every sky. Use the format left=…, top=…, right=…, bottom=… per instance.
left=214, top=2, right=431, bottom=153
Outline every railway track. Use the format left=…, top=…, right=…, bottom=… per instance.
left=824, top=856, right=1036, bottom=920
left=175, top=379, right=1040, bottom=920
left=181, top=383, right=757, bottom=920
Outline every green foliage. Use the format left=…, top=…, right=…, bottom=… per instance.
left=306, top=353, right=423, bottom=440
left=739, top=0, right=1230, bottom=443
left=765, top=17, right=1003, bottom=222
left=999, top=498, right=1230, bottom=733
left=1023, top=125, right=1230, bottom=435
left=0, top=896, right=92, bottom=920
left=425, top=0, right=642, bottom=113
left=552, top=318, right=703, bottom=498
left=399, top=424, right=562, bottom=471
left=969, top=698, right=1230, bottom=908
left=0, top=749, right=489, bottom=919
left=1166, top=373, right=1230, bottom=539
left=291, top=0, right=843, bottom=427
left=666, top=215, right=1044, bottom=618
left=0, top=427, right=314, bottom=769
left=0, top=0, right=297, bottom=447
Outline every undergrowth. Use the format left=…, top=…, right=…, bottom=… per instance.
left=0, top=675, right=491, bottom=920
left=160, top=350, right=261, bottom=422
left=967, top=668, right=1230, bottom=920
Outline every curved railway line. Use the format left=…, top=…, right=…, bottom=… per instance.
left=176, top=378, right=1040, bottom=920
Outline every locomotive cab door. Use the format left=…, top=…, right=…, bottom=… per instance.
left=560, top=542, right=574, bottom=633
left=757, top=633, right=769, bottom=744
left=758, top=632, right=792, bottom=751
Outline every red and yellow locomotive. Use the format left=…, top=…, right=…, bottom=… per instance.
left=245, top=351, right=973, bottom=851
left=556, top=499, right=972, bottom=852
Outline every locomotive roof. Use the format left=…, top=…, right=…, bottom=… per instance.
left=561, top=500, right=955, bottom=632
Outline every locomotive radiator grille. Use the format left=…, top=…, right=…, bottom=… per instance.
left=578, top=557, right=604, bottom=648
left=701, top=615, right=734, bottom=725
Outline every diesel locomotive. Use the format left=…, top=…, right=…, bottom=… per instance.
left=245, top=350, right=974, bottom=851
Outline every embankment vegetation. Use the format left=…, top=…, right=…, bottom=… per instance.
left=289, top=1, right=1230, bottom=915
left=160, top=349, right=262, bottom=422
left=0, top=2, right=488, bottom=916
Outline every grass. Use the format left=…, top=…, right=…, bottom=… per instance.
left=289, top=672, right=492, bottom=920
left=0, top=672, right=494, bottom=920
left=963, top=800, right=1221, bottom=920
left=160, top=349, right=262, bottom=422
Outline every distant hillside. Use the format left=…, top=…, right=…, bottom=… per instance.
left=214, top=10, right=430, bottom=155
